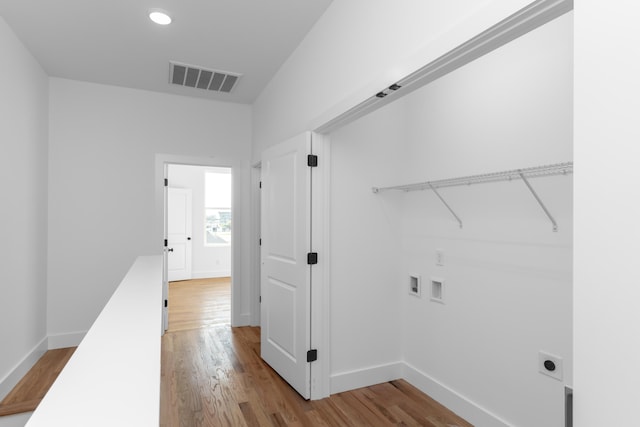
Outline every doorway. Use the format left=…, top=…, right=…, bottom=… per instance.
left=165, top=164, right=233, bottom=330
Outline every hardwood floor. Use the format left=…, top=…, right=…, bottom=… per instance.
left=0, top=347, right=76, bottom=417
left=161, top=278, right=472, bottom=427
left=161, top=326, right=471, bottom=427
left=168, top=277, right=231, bottom=331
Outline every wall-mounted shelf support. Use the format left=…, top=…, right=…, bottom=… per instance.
left=518, top=171, right=558, bottom=232
left=372, top=162, right=572, bottom=231
left=428, top=183, right=463, bottom=228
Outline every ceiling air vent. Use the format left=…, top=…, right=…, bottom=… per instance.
left=169, top=61, right=241, bottom=93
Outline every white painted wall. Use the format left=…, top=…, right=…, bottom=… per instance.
left=47, top=79, right=251, bottom=338
left=253, top=0, right=573, bottom=425
left=252, top=0, right=537, bottom=160
left=168, top=164, right=231, bottom=278
left=329, top=13, right=572, bottom=426
left=398, top=14, right=572, bottom=427
left=574, top=2, right=640, bottom=426
left=0, top=16, right=48, bottom=403
left=329, top=99, right=406, bottom=389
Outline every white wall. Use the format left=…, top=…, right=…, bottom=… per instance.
left=574, top=2, right=640, bottom=426
left=252, top=0, right=537, bottom=160
left=168, top=164, right=231, bottom=278
left=0, top=16, right=49, bottom=402
left=329, top=13, right=572, bottom=426
left=329, top=99, right=406, bottom=389
left=47, top=79, right=251, bottom=339
left=398, top=14, right=572, bottom=427
left=253, top=0, right=573, bottom=425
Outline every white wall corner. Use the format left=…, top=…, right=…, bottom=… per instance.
left=330, top=362, right=404, bottom=395
left=402, top=362, right=512, bottom=427
left=0, top=337, right=48, bottom=401
left=48, top=331, right=87, bottom=350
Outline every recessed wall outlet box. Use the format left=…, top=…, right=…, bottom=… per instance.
left=409, top=275, right=421, bottom=297
left=430, top=277, right=445, bottom=304
left=436, top=249, right=444, bottom=266
left=539, top=351, right=563, bottom=381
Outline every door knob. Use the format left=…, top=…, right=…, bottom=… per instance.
left=167, top=248, right=174, bottom=252
left=187, top=237, right=191, bottom=240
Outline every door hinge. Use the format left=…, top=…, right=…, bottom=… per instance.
left=164, top=178, right=168, bottom=187
left=259, top=181, right=262, bottom=189
left=259, top=296, right=262, bottom=303
left=164, top=239, right=168, bottom=247
left=259, top=238, right=262, bottom=246
left=307, top=349, right=318, bottom=363
left=164, top=299, right=168, bottom=308
left=307, top=252, right=318, bottom=265
left=307, top=154, right=318, bottom=167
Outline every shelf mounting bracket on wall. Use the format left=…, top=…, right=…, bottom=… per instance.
left=428, top=183, right=463, bottom=228
left=518, top=171, right=558, bottom=232
left=372, top=162, right=572, bottom=232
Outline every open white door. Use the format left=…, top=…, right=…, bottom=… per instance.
left=261, top=132, right=313, bottom=399
left=167, top=188, right=193, bottom=282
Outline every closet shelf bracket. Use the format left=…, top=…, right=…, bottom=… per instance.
left=371, top=161, right=572, bottom=232
left=518, top=171, right=558, bottom=232
left=428, top=183, right=463, bottom=228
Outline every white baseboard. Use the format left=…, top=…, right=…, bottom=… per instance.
left=328, top=361, right=511, bottom=426
left=0, top=337, right=48, bottom=401
left=191, top=271, right=231, bottom=279
left=48, top=331, right=86, bottom=349
left=330, top=362, right=404, bottom=394
left=403, top=362, right=512, bottom=427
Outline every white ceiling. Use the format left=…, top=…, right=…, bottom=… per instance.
left=0, top=0, right=332, bottom=104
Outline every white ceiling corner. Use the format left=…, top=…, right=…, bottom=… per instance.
left=0, top=0, right=333, bottom=104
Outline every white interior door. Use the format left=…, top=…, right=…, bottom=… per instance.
left=167, top=188, right=192, bottom=282
left=261, top=132, right=312, bottom=399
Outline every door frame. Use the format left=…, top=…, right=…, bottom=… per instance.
left=155, top=154, right=244, bottom=331
left=250, top=161, right=262, bottom=327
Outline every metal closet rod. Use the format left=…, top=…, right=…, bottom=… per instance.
left=372, top=161, right=573, bottom=232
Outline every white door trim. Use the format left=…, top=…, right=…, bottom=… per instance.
left=250, top=162, right=262, bottom=326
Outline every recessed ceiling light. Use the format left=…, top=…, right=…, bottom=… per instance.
left=149, top=9, right=172, bottom=25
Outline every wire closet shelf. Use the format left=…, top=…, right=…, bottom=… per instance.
left=372, top=162, right=572, bottom=193
left=372, top=161, right=573, bottom=232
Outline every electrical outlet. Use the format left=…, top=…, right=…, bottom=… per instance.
left=409, top=275, right=421, bottom=297
left=435, top=249, right=444, bottom=266
left=539, top=351, right=563, bottom=381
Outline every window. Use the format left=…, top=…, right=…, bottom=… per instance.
left=205, top=170, right=231, bottom=246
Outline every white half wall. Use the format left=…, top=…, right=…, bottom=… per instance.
left=168, top=164, right=231, bottom=278
left=0, top=16, right=49, bottom=400
left=47, top=79, right=251, bottom=336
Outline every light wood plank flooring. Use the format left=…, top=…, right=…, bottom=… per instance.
left=161, top=279, right=472, bottom=426
left=0, top=347, right=76, bottom=417
left=168, top=277, right=231, bottom=331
